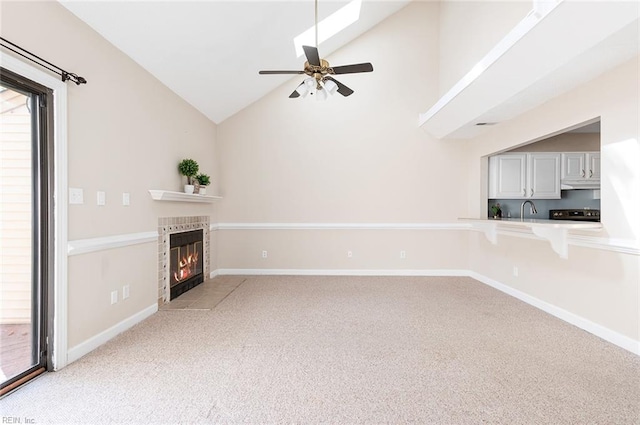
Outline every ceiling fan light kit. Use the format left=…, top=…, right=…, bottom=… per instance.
left=258, top=0, right=373, bottom=100
left=323, top=79, right=338, bottom=95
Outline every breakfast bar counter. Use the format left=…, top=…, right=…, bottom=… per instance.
left=459, top=217, right=603, bottom=259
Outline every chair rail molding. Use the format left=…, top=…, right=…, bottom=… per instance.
left=65, top=222, right=639, bottom=257
left=67, top=231, right=158, bottom=256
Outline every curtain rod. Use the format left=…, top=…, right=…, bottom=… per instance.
left=0, top=37, right=87, bottom=85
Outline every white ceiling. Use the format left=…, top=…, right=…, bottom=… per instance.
left=60, top=0, right=411, bottom=124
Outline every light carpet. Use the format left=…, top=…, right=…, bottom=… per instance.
left=2, top=275, right=639, bottom=424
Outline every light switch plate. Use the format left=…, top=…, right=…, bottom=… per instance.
left=122, top=192, right=130, bottom=206
left=97, top=191, right=106, bottom=206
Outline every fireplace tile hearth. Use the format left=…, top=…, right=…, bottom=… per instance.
left=159, top=276, right=246, bottom=311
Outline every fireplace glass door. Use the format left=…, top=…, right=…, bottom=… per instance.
left=169, top=230, right=204, bottom=299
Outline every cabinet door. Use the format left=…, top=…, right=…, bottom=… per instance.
left=489, top=154, right=527, bottom=198
left=587, top=153, right=600, bottom=180
left=562, top=153, right=586, bottom=180
left=528, top=153, right=561, bottom=199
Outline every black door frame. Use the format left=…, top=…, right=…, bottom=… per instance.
left=0, top=67, right=54, bottom=395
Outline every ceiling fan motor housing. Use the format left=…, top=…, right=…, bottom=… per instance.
left=304, top=59, right=333, bottom=85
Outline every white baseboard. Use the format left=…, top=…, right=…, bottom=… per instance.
left=67, top=304, right=158, bottom=364
left=210, top=270, right=219, bottom=279
left=469, top=271, right=640, bottom=356
left=213, top=268, right=470, bottom=277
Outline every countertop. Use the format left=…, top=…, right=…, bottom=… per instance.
left=460, top=217, right=603, bottom=230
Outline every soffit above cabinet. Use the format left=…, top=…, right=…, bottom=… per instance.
left=419, top=1, right=640, bottom=140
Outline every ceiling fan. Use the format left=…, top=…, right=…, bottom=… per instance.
left=258, top=0, right=374, bottom=99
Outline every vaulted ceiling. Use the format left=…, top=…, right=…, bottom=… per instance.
left=60, top=0, right=411, bottom=124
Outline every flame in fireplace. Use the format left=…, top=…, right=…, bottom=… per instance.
left=174, top=252, right=199, bottom=283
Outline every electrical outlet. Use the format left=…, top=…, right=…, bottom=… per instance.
left=69, top=188, right=84, bottom=205
left=400, top=250, right=406, bottom=259
left=97, top=191, right=106, bottom=206
left=122, top=192, right=130, bottom=206
left=123, top=285, right=130, bottom=300
left=513, top=266, right=519, bottom=277
left=347, top=250, right=353, bottom=258
left=110, top=290, right=118, bottom=305
left=262, top=250, right=268, bottom=258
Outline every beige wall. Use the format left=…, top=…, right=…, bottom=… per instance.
left=438, top=0, right=531, bottom=96
left=465, top=55, right=640, bottom=341
left=67, top=244, right=157, bottom=345
left=216, top=1, right=470, bottom=271
left=217, top=229, right=469, bottom=272
left=0, top=1, right=219, bottom=347
left=469, top=235, right=639, bottom=339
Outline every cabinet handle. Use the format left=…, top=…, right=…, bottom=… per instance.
left=581, top=169, right=585, bottom=178
left=589, top=169, right=593, bottom=178
left=523, top=188, right=526, bottom=197
left=530, top=188, right=534, bottom=197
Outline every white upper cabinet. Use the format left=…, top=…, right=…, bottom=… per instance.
left=489, top=153, right=561, bottom=199
left=561, top=152, right=600, bottom=182
left=529, top=153, right=562, bottom=198
left=562, top=153, right=585, bottom=180
left=489, top=154, right=527, bottom=198
left=587, top=153, right=601, bottom=180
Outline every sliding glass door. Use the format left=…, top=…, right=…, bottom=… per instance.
left=0, top=68, right=53, bottom=395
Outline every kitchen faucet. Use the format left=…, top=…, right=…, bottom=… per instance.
left=520, top=200, right=538, bottom=220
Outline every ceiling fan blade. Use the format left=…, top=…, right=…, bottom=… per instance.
left=325, top=76, right=354, bottom=97
left=289, top=82, right=304, bottom=98
left=331, top=63, right=374, bottom=75
left=259, top=70, right=305, bottom=75
left=302, top=45, right=321, bottom=67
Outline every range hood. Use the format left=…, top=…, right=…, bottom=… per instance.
left=561, top=180, right=600, bottom=190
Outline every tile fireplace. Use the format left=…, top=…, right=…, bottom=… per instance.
left=158, top=216, right=210, bottom=304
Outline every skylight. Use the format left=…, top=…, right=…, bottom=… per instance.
left=293, top=0, right=362, bottom=57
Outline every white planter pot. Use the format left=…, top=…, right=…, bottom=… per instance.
left=199, top=187, right=207, bottom=195
left=184, top=184, right=195, bottom=194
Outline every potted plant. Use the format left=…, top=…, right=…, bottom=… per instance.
left=195, top=173, right=211, bottom=195
left=178, top=159, right=199, bottom=194
left=490, top=203, right=502, bottom=219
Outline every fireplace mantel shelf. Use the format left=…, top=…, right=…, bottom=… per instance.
left=148, top=190, right=222, bottom=203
